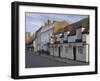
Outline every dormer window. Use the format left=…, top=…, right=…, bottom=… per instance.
left=59, top=33, right=62, bottom=36
left=64, top=32, right=67, bottom=36
left=64, top=31, right=69, bottom=42
left=82, top=27, right=85, bottom=32
left=59, top=33, right=64, bottom=38
left=76, top=27, right=83, bottom=42
left=67, top=31, right=70, bottom=34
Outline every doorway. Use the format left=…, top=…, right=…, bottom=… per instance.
left=58, top=47, right=61, bottom=57
left=73, top=46, right=76, bottom=60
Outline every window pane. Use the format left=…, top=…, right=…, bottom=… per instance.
left=78, top=46, right=83, bottom=54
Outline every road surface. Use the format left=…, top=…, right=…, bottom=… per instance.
left=25, top=51, right=69, bottom=68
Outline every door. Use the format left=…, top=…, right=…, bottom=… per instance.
left=73, top=46, right=76, bottom=60
left=58, top=47, right=61, bottom=57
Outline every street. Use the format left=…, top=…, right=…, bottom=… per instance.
left=25, top=51, right=89, bottom=68
left=25, top=51, right=69, bottom=68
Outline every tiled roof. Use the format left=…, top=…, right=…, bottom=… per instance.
left=54, top=17, right=89, bottom=35
left=53, top=20, right=69, bottom=33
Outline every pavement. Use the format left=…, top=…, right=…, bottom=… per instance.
left=40, top=54, right=89, bottom=66
left=25, top=50, right=89, bottom=68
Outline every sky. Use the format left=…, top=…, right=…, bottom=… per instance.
left=25, top=12, right=88, bottom=32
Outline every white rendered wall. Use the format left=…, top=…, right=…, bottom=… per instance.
left=82, top=34, right=89, bottom=43
left=50, top=45, right=53, bottom=56
left=54, top=46, right=59, bottom=56
left=41, top=26, right=53, bottom=51
left=64, top=32, right=68, bottom=41
left=34, top=38, right=38, bottom=52
left=76, top=45, right=89, bottom=62
left=76, top=28, right=82, bottom=39
left=60, top=44, right=73, bottom=59
left=37, top=31, right=41, bottom=51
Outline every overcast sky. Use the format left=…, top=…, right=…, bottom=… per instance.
left=25, top=12, right=88, bottom=32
